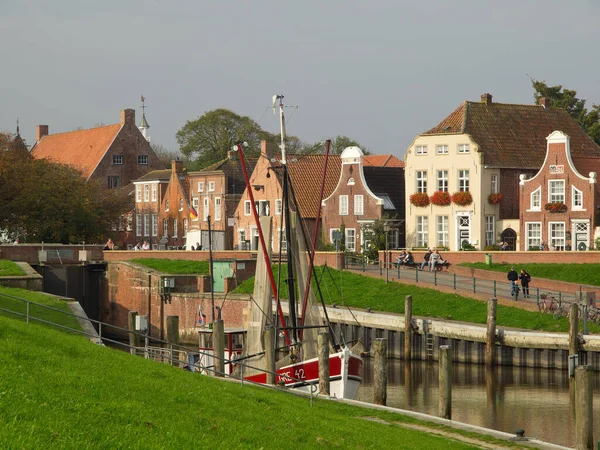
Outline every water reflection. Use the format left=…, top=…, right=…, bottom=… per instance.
left=357, top=359, right=600, bottom=448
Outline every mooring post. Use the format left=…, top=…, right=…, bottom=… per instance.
left=166, top=316, right=179, bottom=366
left=404, top=295, right=413, bottom=360
left=128, top=310, right=139, bottom=355
left=569, top=302, right=579, bottom=357
left=317, top=332, right=330, bottom=395
left=265, top=326, right=276, bottom=385
left=575, top=365, right=593, bottom=450
left=439, top=345, right=452, bottom=420
left=373, top=338, right=387, bottom=406
left=485, top=298, right=497, bottom=367
left=212, top=319, right=225, bottom=377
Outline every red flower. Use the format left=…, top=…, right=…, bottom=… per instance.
left=452, top=191, right=473, bottom=206
left=488, top=193, right=503, bottom=205
left=544, top=202, right=567, bottom=212
left=430, top=191, right=451, bottom=206
left=410, top=192, right=430, bottom=207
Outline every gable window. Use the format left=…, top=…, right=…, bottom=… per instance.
left=416, top=171, right=427, bottom=193
left=136, top=214, right=142, bottom=236
left=436, top=145, right=448, bottom=155
left=152, top=214, right=158, bottom=236
left=136, top=185, right=142, bottom=202
left=458, top=144, right=470, bottom=154
left=415, top=145, right=427, bottom=155
left=162, top=219, right=168, bottom=237
left=572, top=186, right=583, bottom=210
left=208, top=181, right=215, bottom=192
left=112, top=155, right=123, bottom=165
left=203, top=196, right=209, bottom=221
left=144, top=184, right=149, bottom=202
left=527, top=222, right=541, bottom=250
left=255, top=200, right=270, bottom=216
left=198, top=182, right=204, bottom=192
left=179, top=198, right=184, bottom=211
left=549, top=180, right=565, bottom=203
left=436, top=216, right=448, bottom=247
left=354, top=195, right=364, bottom=215
left=173, top=219, right=178, bottom=238
left=151, top=184, right=157, bottom=201
left=458, top=170, right=469, bottom=191
left=275, top=199, right=282, bottom=215
left=530, top=187, right=541, bottom=210
left=345, top=228, right=356, bottom=252
left=485, top=216, right=495, bottom=247
left=437, top=170, right=448, bottom=192
left=144, top=214, right=150, bottom=236
left=183, top=218, right=188, bottom=235
left=549, top=222, right=565, bottom=251
left=491, top=174, right=499, bottom=194
left=108, top=176, right=121, bottom=189
left=244, top=200, right=251, bottom=216
left=138, top=155, right=148, bottom=165
left=416, top=216, right=428, bottom=247
left=339, top=195, right=348, bottom=215
left=215, top=197, right=221, bottom=221
left=165, top=199, right=169, bottom=211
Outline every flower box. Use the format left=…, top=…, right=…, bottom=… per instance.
left=544, top=202, right=567, bottom=213
left=410, top=192, right=430, bottom=207
left=430, top=191, right=451, bottom=206
left=451, top=191, right=473, bottom=207
left=488, top=193, right=503, bottom=205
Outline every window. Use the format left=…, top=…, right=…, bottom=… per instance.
left=193, top=197, right=199, bottom=210
left=415, top=145, right=427, bottom=155
left=215, top=197, right=221, bottom=221
left=118, top=217, right=124, bottom=232
left=572, top=186, right=583, bottom=210
left=238, top=229, right=246, bottom=249
left=136, top=214, right=142, bottom=236
left=163, top=219, right=168, bottom=237
left=208, top=181, right=215, bottom=192
left=183, top=218, right=188, bottom=235
left=330, top=228, right=341, bottom=245
left=549, top=222, right=565, bottom=250
left=339, top=195, right=348, bottom=215
left=416, top=171, right=427, bottom=193
left=152, top=184, right=157, bottom=202
left=275, top=199, right=282, bottom=215
left=108, top=176, right=121, bottom=189
left=144, top=184, right=149, bottom=202
left=126, top=214, right=133, bottom=232
left=436, top=216, right=448, bottom=247
left=136, top=185, right=142, bottom=202
left=152, top=214, right=158, bottom=236
left=491, top=174, right=499, bottom=194
left=530, top=187, right=541, bottom=210
left=437, top=170, right=448, bottom=192
left=138, top=155, right=148, bottom=165
left=143, top=214, right=150, bottom=236
left=416, top=216, right=428, bottom=247
left=485, top=216, right=495, bottom=247
left=112, top=155, right=123, bottom=165
left=165, top=199, right=169, bottom=211
left=458, top=144, right=470, bottom=154
left=203, top=197, right=209, bottom=221
left=179, top=198, right=184, bottom=211
left=244, top=200, right=251, bottom=216
left=436, top=145, right=448, bottom=155
left=173, top=219, right=178, bottom=238
left=549, top=180, right=565, bottom=203
left=255, top=200, right=270, bottom=216
left=354, top=195, right=364, bottom=215
left=345, top=228, right=356, bottom=252
left=458, top=170, right=469, bottom=192
left=198, top=182, right=204, bottom=192
left=526, top=223, right=541, bottom=250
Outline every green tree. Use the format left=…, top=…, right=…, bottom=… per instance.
left=532, top=79, right=600, bottom=145
left=301, top=135, right=370, bottom=155
left=151, top=142, right=179, bottom=169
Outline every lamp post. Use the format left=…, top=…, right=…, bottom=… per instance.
left=384, top=223, right=391, bottom=283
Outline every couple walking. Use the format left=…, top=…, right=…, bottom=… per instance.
left=507, top=266, right=531, bottom=299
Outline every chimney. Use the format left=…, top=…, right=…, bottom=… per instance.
left=261, top=140, right=274, bottom=158
left=171, top=159, right=183, bottom=174
left=36, top=125, right=49, bottom=142
left=481, top=93, right=493, bottom=106
left=538, top=97, right=551, bottom=109
left=227, top=150, right=237, bottom=160
left=120, top=108, right=135, bottom=126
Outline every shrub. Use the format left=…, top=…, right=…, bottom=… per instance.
left=409, top=192, right=430, bottom=207
left=488, top=193, right=503, bottom=205
left=484, top=244, right=500, bottom=251
left=452, top=191, right=473, bottom=206
left=430, top=191, right=451, bottom=206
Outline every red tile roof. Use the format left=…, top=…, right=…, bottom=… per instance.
left=363, top=154, right=404, bottom=168
left=422, top=99, right=600, bottom=169
left=31, top=124, right=121, bottom=179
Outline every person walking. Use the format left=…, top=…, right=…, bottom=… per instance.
left=519, top=269, right=531, bottom=298
left=420, top=249, right=432, bottom=270
left=507, top=266, right=519, bottom=299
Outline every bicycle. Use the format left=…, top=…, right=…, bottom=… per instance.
left=539, top=293, right=558, bottom=314
left=553, top=302, right=570, bottom=320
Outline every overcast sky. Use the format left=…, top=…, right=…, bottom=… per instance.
left=2, top=1, right=600, bottom=158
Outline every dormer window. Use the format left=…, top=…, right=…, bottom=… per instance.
left=572, top=186, right=583, bottom=210
left=530, top=187, right=541, bottom=210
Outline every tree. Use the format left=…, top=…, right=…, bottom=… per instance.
left=301, top=135, right=370, bottom=155
left=176, top=109, right=272, bottom=167
left=532, top=79, right=600, bottom=145
left=151, top=142, right=180, bottom=169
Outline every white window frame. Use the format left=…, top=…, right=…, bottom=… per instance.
left=548, top=221, right=565, bottom=251
left=183, top=218, right=188, bottom=235
left=345, top=228, right=356, bottom=252
left=136, top=214, right=142, bottom=236
left=126, top=214, right=133, bottom=232
left=548, top=180, right=565, bottom=203
left=244, top=200, right=251, bottom=216
left=437, top=170, right=448, bottom=192
left=416, top=171, right=427, bottom=193
left=198, top=181, right=204, bottom=192
left=530, top=187, right=541, bottom=211
left=572, top=186, right=583, bottom=210
left=203, top=196, right=209, bottom=221
left=193, top=197, right=199, bottom=210
left=165, top=199, right=169, bottom=211
left=162, top=219, right=168, bottom=237
left=526, top=222, right=542, bottom=250
left=136, top=185, right=142, bottom=202
left=144, top=184, right=149, bottom=202
left=458, top=169, right=469, bottom=192
left=275, top=199, right=282, bottom=215
left=179, top=198, right=184, bottom=211
left=138, top=155, right=149, bottom=165
left=491, top=174, right=499, bottom=194
left=215, top=197, right=221, bottom=221
left=152, top=214, right=158, bottom=237
left=436, top=145, right=448, bottom=155
left=339, top=195, right=348, bottom=215
left=485, top=215, right=495, bottom=247
left=354, top=195, right=364, bottom=215
left=151, top=184, right=157, bottom=202
left=208, top=181, right=215, bottom=192
left=458, top=144, right=470, bottom=154
left=144, top=214, right=150, bottom=236
left=416, top=216, right=428, bottom=247
left=436, top=216, right=448, bottom=248
left=112, top=155, right=123, bottom=165
left=329, top=228, right=341, bottom=244
left=173, top=219, right=178, bottom=238
left=415, top=145, right=427, bottom=155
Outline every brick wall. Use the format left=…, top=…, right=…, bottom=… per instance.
left=0, top=244, right=104, bottom=264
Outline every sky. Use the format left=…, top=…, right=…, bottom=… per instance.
left=2, top=0, right=600, bottom=159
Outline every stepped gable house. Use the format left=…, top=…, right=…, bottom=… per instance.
left=321, top=147, right=405, bottom=252
left=519, top=130, right=600, bottom=251
left=405, top=93, right=600, bottom=251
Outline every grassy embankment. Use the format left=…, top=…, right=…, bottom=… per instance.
left=130, top=258, right=209, bottom=274
left=0, top=309, right=527, bottom=449
left=0, top=259, right=25, bottom=276
left=460, top=262, right=600, bottom=286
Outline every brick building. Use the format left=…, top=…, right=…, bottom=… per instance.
left=321, top=146, right=405, bottom=252
left=519, top=130, right=599, bottom=251
left=405, top=94, right=600, bottom=251
left=132, top=167, right=172, bottom=249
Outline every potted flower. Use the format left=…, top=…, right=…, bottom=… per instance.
left=451, top=191, right=473, bottom=206
left=488, top=193, right=503, bottom=205
left=430, top=191, right=451, bottom=206
left=544, top=202, right=567, bottom=213
left=409, top=192, right=430, bottom=207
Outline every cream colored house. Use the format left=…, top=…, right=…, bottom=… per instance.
left=404, top=93, right=600, bottom=251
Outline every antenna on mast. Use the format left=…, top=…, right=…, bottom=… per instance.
left=273, top=94, right=287, bottom=164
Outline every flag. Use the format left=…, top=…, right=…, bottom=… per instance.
left=190, top=206, right=198, bottom=220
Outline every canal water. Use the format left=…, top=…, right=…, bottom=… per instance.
left=356, top=359, right=600, bottom=448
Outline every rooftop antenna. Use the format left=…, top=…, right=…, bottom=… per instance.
left=273, top=94, right=287, bottom=164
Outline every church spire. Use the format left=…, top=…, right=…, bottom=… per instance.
left=139, top=95, right=150, bottom=142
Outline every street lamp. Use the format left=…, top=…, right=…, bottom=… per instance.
left=383, top=223, right=392, bottom=283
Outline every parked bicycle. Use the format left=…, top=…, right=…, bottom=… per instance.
left=538, top=293, right=558, bottom=314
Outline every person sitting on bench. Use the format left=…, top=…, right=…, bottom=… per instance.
left=395, top=250, right=408, bottom=266
left=405, top=251, right=414, bottom=266
left=429, top=249, right=442, bottom=271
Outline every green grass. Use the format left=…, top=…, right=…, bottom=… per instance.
left=131, top=258, right=209, bottom=274
left=0, top=286, right=82, bottom=332
left=460, top=262, right=600, bottom=286
left=0, top=259, right=25, bottom=276
left=233, top=265, right=599, bottom=333
left=0, top=314, right=525, bottom=449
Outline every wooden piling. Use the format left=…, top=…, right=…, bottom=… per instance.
left=485, top=298, right=497, bottom=367
left=404, top=295, right=413, bottom=360
left=212, top=319, right=224, bottom=377
left=439, top=345, right=452, bottom=420
left=569, top=303, right=579, bottom=357
left=318, top=332, right=330, bottom=395
left=373, top=338, right=387, bottom=406
left=265, top=326, right=276, bottom=386
left=575, top=365, right=593, bottom=450
left=166, top=316, right=180, bottom=366
left=128, top=311, right=139, bottom=355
